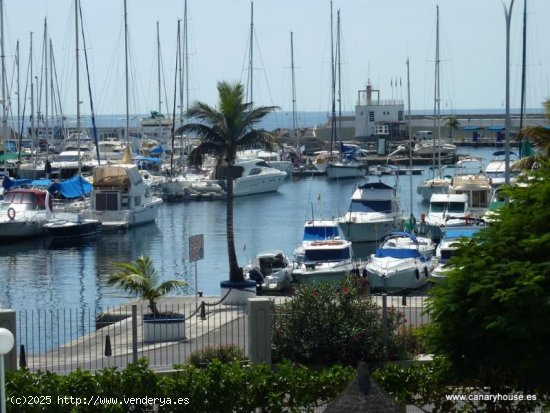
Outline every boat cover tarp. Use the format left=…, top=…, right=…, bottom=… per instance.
left=48, top=175, right=92, bottom=199
left=31, top=179, right=52, bottom=188
left=2, top=176, right=32, bottom=190
left=134, top=155, right=162, bottom=164
left=444, top=228, right=479, bottom=239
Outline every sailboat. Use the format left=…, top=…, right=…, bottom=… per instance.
left=416, top=6, right=453, bottom=202
left=325, top=8, right=365, bottom=180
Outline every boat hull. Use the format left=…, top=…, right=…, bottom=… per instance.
left=338, top=217, right=402, bottom=243
left=233, top=174, right=286, bottom=196
left=326, top=164, right=366, bottom=179
left=43, top=219, right=102, bottom=238
left=366, top=258, right=431, bottom=291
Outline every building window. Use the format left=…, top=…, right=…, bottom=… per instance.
left=398, top=110, right=403, bottom=121
left=369, top=111, right=375, bottom=121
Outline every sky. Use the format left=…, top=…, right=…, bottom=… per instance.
left=2, top=0, right=550, bottom=118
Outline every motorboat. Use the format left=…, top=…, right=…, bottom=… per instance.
left=337, top=182, right=402, bottom=243
left=220, top=159, right=287, bottom=197
left=416, top=174, right=452, bottom=203
left=449, top=157, right=492, bottom=216
left=51, top=150, right=99, bottom=179
left=417, top=193, right=471, bottom=242
left=431, top=226, right=483, bottom=281
left=244, top=250, right=294, bottom=292
left=413, top=139, right=457, bottom=157
left=484, top=150, right=519, bottom=188
left=294, top=219, right=343, bottom=262
left=365, top=232, right=435, bottom=292
left=43, top=214, right=102, bottom=239
left=80, top=163, right=163, bottom=229
left=292, top=238, right=355, bottom=284
left=0, top=188, right=52, bottom=242
left=140, top=111, right=173, bottom=144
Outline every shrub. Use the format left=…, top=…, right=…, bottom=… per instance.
left=187, top=344, right=245, bottom=367
left=5, top=359, right=355, bottom=413
left=272, top=277, right=419, bottom=365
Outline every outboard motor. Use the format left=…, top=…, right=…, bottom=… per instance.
left=248, top=267, right=264, bottom=291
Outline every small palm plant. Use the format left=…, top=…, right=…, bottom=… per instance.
left=107, top=256, right=187, bottom=316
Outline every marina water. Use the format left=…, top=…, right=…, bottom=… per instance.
left=0, top=146, right=497, bottom=312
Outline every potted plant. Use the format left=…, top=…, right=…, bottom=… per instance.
left=176, top=81, right=278, bottom=305
left=107, top=255, right=188, bottom=342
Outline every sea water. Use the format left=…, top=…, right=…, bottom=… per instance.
left=0, top=146, right=499, bottom=312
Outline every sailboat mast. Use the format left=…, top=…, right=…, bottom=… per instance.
left=178, top=18, right=184, bottom=125
left=337, top=9, right=342, bottom=142
left=519, top=0, right=527, bottom=130
left=75, top=0, right=82, bottom=175
left=157, top=21, right=161, bottom=115
left=43, top=18, right=49, bottom=158
left=248, top=0, right=254, bottom=105
left=16, top=40, right=20, bottom=148
left=124, top=0, right=130, bottom=147
left=407, top=58, right=413, bottom=217
left=30, top=32, right=36, bottom=177
left=1, top=0, right=7, bottom=175
left=435, top=5, right=441, bottom=172
left=290, top=31, right=298, bottom=149
left=184, top=0, right=189, bottom=111
left=329, top=1, right=336, bottom=155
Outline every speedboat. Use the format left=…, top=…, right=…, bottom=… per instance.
left=484, top=150, right=519, bottom=188
left=294, top=219, right=343, bottom=262
left=0, top=188, right=52, bottom=242
left=326, top=143, right=366, bottom=179
left=226, top=159, right=287, bottom=197
left=337, top=182, right=402, bottom=243
left=43, top=214, right=102, bottom=239
left=244, top=250, right=294, bottom=292
left=365, top=232, right=435, bottom=292
left=80, top=163, right=163, bottom=229
left=417, top=193, right=471, bottom=242
left=292, top=239, right=355, bottom=284
left=413, top=139, right=456, bottom=157
left=431, top=226, right=483, bottom=281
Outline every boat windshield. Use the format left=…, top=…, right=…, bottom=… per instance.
left=303, top=226, right=339, bottom=241
left=304, top=248, right=350, bottom=262
left=448, top=202, right=466, bottom=214
left=431, top=202, right=465, bottom=214
left=350, top=200, right=392, bottom=213
left=430, top=202, right=446, bottom=213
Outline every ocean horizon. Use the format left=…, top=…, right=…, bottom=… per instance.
left=8, top=107, right=545, bottom=136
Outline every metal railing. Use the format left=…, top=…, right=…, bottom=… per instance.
left=16, top=300, right=248, bottom=373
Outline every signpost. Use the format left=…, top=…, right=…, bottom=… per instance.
left=189, top=234, right=204, bottom=311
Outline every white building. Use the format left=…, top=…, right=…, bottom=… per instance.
left=354, top=82, right=405, bottom=138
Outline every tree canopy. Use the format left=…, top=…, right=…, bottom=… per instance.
left=423, top=161, right=550, bottom=392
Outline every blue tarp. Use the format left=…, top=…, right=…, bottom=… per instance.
left=48, top=175, right=92, bottom=199
left=133, top=156, right=162, bottom=164
left=463, top=126, right=481, bottom=131
left=2, top=176, right=31, bottom=190
left=30, top=179, right=52, bottom=188
left=444, top=229, right=479, bottom=239
left=487, top=126, right=505, bottom=131
left=375, top=248, right=422, bottom=259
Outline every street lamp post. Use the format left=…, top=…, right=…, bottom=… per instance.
left=503, top=0, right=516, bottom=185
left=0, top=328, right=15, bottom=413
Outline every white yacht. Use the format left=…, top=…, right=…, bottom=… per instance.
left=413, top=139, right=457, bottom=157
left=418, top=193, right=471, bottom=242
left=365, top=232, right=435, bottom=292
left=294, top=219, right=343, bottom=263
left=226, top=159, right=287, bottom=197
left=484, top=150, right=519, bottom=188
left=51, top=150, right=99, bottom=179
left=80, top=163, right=163, bottom=229
left=292, top=238, right=355, bottom=284
left=337, top=182, right=402, bottom=243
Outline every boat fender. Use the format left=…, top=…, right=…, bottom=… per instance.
left=7, top=207, right=16, bottom=220
left=424, top=266, right=429, bottom=277
left=415, top=268, right=420, bottom=279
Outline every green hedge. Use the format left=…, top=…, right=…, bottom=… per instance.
left=273, top=277, right=420, bottom=365
left=6, top=359, right=355, bottom=413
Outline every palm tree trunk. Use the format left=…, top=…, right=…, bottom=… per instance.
left=226, top=172, right=243, bottom=282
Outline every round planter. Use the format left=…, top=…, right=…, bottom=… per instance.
left=143, top=313, right=186, bottom=343
left=220, top=280, right=257, bottom=305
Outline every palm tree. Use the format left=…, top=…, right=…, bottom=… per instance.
left=107, top=256, right=187, bottom=316
left=514, top=99, right=550, bottom=170
left=444, top=115, right=460, bottom=139
left=176, top=81, right=278, bottom=283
